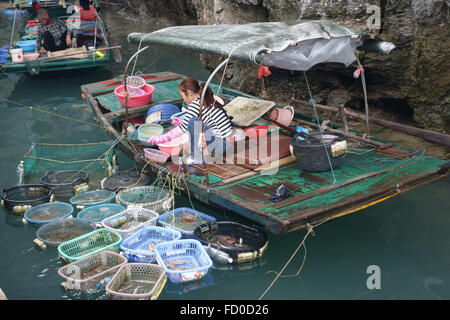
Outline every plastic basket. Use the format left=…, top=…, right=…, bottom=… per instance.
left=1, top=184, right=53, bottom=215
left=119, top=226, right=182, bottom=263
left=105, top=263, right=167, bottom=300
left=77, top=203, right=125, bottom=226
left=58, top=228, right=122, bottom=263
left=57, top=250, right=127, bottom=291
left=192, top=221, right=268, bottom=264
left=101, top=169, right=152, bottom=192
left=143, top=148, right=170, bottom=163
left=157, top=207, right=216, bottom=237
left=155, top=239, right=213, bottom=283
left=24, top=201, right=74, bottom=225
left=101, top=207, right=159, bottom=240
left=69, top=189, right=116, bottom=208
left=40, top=170, right=89, bottom=198
left=116, top=186, right=173, bottom=214
left=146, top=104, right=180, bottom=124
left=126, top=76, right=145, bottom=89
left=36, top=218, right=97, bottom=247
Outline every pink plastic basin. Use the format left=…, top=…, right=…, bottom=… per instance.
left=158, top=134, right=189, bottom=156
left=114, top=83, right=155, bottom=108
left=144, top=148, right=170, bottom=163
left=244, top=125, right=269, bottom=139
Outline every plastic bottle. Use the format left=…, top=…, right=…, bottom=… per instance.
left=16, top=160, right=24, bottom=185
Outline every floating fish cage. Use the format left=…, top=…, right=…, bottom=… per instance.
left=101, top=207, right=159, bottom=240
left=105, top=263, right=167, bottom=300
left=155, top=239, right=213, bottom=284
left=58, top=250, right=127, bottom=292
left=119, top=226, right=182, bottom=263
left=77, top=203, right=125, bottom=226
left=101, top=169, right=152, bottom=192
left=157, top=207, right=216, bottom=237
left=193, top=222, right=268, bottom=264
left=69, top=189, right=116, bottom=210
left=35, top=218, right=97, bottom=249
left=58, top=229, right=122, bottom=263
left=1, top=184, right=53, bottom=215
left=116, top=186, right=173, bottom=214
left=40, top=170, right=89, bottom=198
left=24, top=201, right=74, bottom=225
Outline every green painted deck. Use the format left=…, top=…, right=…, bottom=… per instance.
left=82, top=71, right=448, bottom=234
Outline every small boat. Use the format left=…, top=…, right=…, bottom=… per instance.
left=81, top=20, right=449, bottom=234
left=0, top=0, right=121, bottom=76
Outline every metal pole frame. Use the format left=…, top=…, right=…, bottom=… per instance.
left=198, top=57, right=230, bottom=186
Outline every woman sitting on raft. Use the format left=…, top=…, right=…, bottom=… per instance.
left=147, top=77, right=234, bottom=164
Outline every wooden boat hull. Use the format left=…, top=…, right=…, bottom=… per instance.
left=81, top=72, right=449, bottom=234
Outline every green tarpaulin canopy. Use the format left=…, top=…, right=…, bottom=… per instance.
left=128, top=20, right=394, bottom=71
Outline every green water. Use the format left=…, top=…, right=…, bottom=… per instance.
left=1, top=6, right=449, bottom=300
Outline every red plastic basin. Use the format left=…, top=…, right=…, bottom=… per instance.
left=244, top=125, right=269, bottom=139
left=158, top=134, right=189, bottom=156
left=114, top=83, right=155, bottom=108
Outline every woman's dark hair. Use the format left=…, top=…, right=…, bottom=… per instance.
left=179, top=76, right=220, bottom=109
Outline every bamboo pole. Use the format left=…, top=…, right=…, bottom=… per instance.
left=294, top=99, right=450, bottom=148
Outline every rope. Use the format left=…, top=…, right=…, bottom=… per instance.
left=0, top=97, right=105, bottom=129
left=303, top=72, right=338, bottom=184
left=258, top=223, right=316, bottom=300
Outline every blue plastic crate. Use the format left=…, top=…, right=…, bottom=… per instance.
left=24, top=201, right=74, bottom=225
left=155, top=239, right=213, bottom=283
left=157, top=207, right=216, bottom=237
left=119, top=226, right=182, bottom=263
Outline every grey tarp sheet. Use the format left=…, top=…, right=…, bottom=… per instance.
left=127, top=20, right=376, bottom=71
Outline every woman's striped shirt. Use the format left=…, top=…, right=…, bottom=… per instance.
left=179, top=98, right=233, bottom=138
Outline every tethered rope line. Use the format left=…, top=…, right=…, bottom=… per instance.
left=0, top=97, right=106, bottom=129
left=258, top=218, right=331, bottom=300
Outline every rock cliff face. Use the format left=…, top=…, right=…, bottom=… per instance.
left=115, top=0, right=449, bottom=133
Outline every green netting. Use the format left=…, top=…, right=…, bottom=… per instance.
left=23, top=141, right=116, bottom=189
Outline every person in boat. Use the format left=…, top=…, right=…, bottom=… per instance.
left=147, top=76, right=234, bottom=164
left=35, top=8, right=72, bottom=54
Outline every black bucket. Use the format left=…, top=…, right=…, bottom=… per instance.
left=290, top=132, right=346, bottom=172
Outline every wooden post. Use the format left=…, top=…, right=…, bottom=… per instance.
left=338, top=105, right=349, bottom=133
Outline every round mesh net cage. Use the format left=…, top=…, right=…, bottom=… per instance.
left=77, top=204, right=125, bottom=224
left=69, top=190, right=116, bottom=207
left=40, top=170, right=89, bottom=198
left=157, top=207, right=216, bottom=237
left=193, top=221, right=268, bottom=264
left=116, top=186, right=173, bottom=214
left=101, top=169, right=152, bottom=192
left=1, top=184, right=53, bottom=215
left=24, top=201, right=74, bottom=224
left=36, top=218, right=97, bottom=247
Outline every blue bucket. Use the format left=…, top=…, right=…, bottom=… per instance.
left=146, top=104, right=180, bottom=124
left=17, top=40, right=36, bottom=52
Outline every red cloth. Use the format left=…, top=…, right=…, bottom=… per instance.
left=353, top=65, right=365, bottom=79
left=258, top=65, right=271, bottom=79
left=32, top=1, right=40, bottom=11
left=77, top=4, right=97, bottom=20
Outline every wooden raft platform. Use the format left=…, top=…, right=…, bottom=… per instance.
left=81, top=71, right=449, bottom=234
